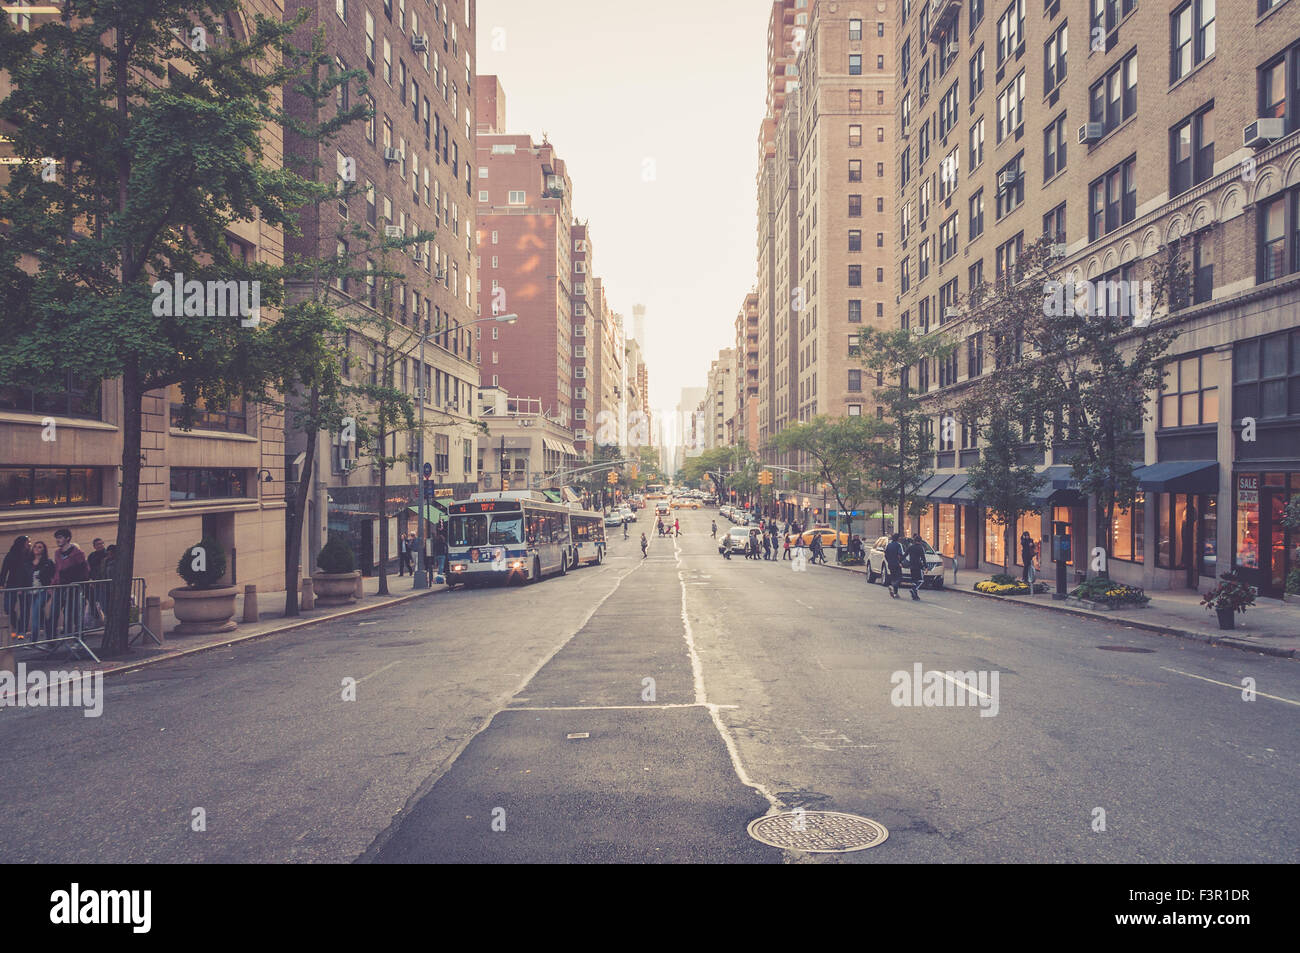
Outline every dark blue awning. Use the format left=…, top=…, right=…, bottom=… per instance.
left=915, top=473, right=955, bottom=499
left=1133, top=460, right=1219, bottom=494
left=1029, top=466, right=1079, bottom=503
left=932, top=475, right=971, bottom=503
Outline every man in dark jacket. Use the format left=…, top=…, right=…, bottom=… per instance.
left=1020, top=530, right=1036, bottom=583
left=905, top=535, right=928, bottom=600
left=883, top=533, right=905, bottom=598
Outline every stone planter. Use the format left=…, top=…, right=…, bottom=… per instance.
left=1215, top=606, right=1235, bottom=630
left=312, top=570, right=361, bottom=607
left=1283, top=592, right=1300, bottom=606
left=168, top=585, right=238, bottom=635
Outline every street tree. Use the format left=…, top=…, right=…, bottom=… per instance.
left=769, top=415, right=885, bottom=541
left=0, top=2, right=333, bottom=655
left=963, top=235, right=1184, bottom=570
left=858, top=327, right=958, bottom=534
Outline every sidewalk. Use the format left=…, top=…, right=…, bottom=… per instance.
left=3, top=571, right=448, bottom=682
left=820, top=560, right=1300, bottom=658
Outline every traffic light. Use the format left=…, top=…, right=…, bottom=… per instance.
left=630, top=465, right=638, bottom=480
left=502, top=478, right=510, bottom=490
left=607, top=470, right=618, bottom=484
left=759, top=470, right=774, bottom=485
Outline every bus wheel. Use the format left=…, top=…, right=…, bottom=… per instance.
left=531, top=557, right=542, bottom=583
left=595, top=546, right=603, bottom=565
left=559, top=551, right=568, bottom=575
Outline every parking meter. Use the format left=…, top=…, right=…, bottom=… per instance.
left=1051, top=521, right=1070, bottom=599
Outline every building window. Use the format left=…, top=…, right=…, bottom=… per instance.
left=969, top=116, right=985, bottom=169
left=1258, top=43, right=1300, bottom=135
left=1043, top=202, right=1066, bottom=245
left=1169, top=103, right=1214, bottom=197
left=849, top=159, right=862, bottom=181
left=849, top=229, right=862, bottom=251
left=970, top=0, right=985, bottom=32
left=877, top=127, right=885, bottom=142
left=0, top=372, right=102, bottom=420
left=1089, top=48, right=1137, bottom=136
left=996, top=0, right=1024, bottom=67
left=939, top=147, right=959, bottom=200
left=997, top=71, right=1025, bottom=144
left=169, top=391, right=247, bottom=434
left=849, top=88, right=862, bottom=112
left=919, top=237, right=931, bottom=281
left=877, top=161, right=885, bottom=177
left=850, top=54, right=862, bottom=75
left=969, top=259, right=984, bottom=291
left=849, top=18, right=862, bottom=40
left=939, top=277, right=960, bottom=323
left=1233, top=329, right=1300, bottom=420
left=968, top=332, right=984, bottom=378
left=969, top=45, right=985, bottom=101
left=1043, top=112, right=1067, bottom=180
left=995, top=232, right=1024, bottom=284
left=849, top=300, right=863, bottom=323
left=1044, top=22, right=1067, bottom=95
left=1171, top=0, right=1215, bottom=82
left=969, top=189, right=985, bottom=239
left=877, top=232, right=885, bottom=247
left=848, top=194, right=862, bottom=217
left=0, top=466, right=103, bottom=510
left=939, top=213, right=959, bottom=264
left=876, top=196, right=884, bottom=212
left=1088, top=155, right=1136, bottom=241
left=919, top=177, right=932, bottom=222
left=364, top=11, right=375, bottom=72
left=900, top=257, right=911, bottom=294
left=849, top=123, right=862, bottom=147
left=1160, top=353, right=1219, bottom=428
left=939, top=82, right=959, bottom=139
left=996, top=153, right=1024, bottom=218
left=849, top=265, right=863, bottom=287
left=169, top=468, right=249, bottom=501
left=1193, top=229, right=1215, bottom=304
left=508, top=190, right=525, bottom=205
left=877, top=55, right=885, bottom=70
left=848, top=370, right=863, bottom=392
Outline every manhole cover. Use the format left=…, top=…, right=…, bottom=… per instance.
left=1096, top=645, right=1155, bottom=653
left=747, top=811, right=889, bottom=853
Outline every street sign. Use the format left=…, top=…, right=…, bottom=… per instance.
left=422, top=462, right=432, bottom=479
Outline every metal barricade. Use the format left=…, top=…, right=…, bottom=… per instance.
left=2, top=577, right=158, bottom=662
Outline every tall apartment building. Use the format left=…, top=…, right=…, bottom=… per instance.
left=624, top=336, right=648, bottom=451
left=475, top=77, right=576, bottom=432
left=0, top=1, right=291, bottom=603
left=571, top=225, right=595, bottom=455
left=588, top=279, right=626, bottom=454
left=705, top=349, right=738, bottom=448
left=284, top=0, right=480, bottom=574
left=735, top=292, right=761, bottom=449
left=674, top=386, right=707, bottom=475
left=897, top=0, right=1300, bottom=597
left=756, top=0, right=896, bottom=474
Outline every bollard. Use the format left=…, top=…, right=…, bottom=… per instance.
left=243, top=584, right=259, bottom=623
left=301, top=577, right=314, bottom=611
left=145, top=595, right=163, bottom=644
left=354, top=572, right=364, bottom=600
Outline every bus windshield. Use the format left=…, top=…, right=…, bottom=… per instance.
left=489, top=515, right=524, bottom=545
left=448, top=514, right=488, bottom=547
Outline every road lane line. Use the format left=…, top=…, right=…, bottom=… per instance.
left=1159, top=667, right=1300, bottom=706
left=934, top=670, right=993, bottom=701
left=795, top=599, right=813, bottom=609
left=506, top=703, right=740, bottom=711
left=674, top=535, right=781, bottom=811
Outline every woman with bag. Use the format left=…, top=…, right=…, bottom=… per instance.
left=2, top=535, right=33, bottom=639
left=29, top=540, right=55, bottom=642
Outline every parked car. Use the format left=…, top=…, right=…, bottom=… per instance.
left=864, top=536, right=945, bottom=588
left=788, top=525, right=850, bottom=548
left=719, top=527, right=754, bottom=556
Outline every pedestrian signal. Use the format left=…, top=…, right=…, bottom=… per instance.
left=607, top=471, right=618, bottom=484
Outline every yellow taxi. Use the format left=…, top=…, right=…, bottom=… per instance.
left=671, top=498, right=701, bottom=509
left=787, top=525, right=849, bottom=548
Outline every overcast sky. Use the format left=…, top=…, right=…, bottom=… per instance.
left=477, top=0, right=768, bottom=449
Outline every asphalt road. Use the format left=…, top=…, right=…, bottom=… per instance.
left=1, top=507, right=1296, bottom=863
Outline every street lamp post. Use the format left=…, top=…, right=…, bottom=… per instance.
left=413, top=311, right=518, bottom=589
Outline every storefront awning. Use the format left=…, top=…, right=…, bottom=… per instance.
left=933, top=475, right=972, bottom=503
left=542, top=437, right=563, bottom=453
left=1029, top=466, right=1080, bottom=504
left=915, top=473, right=955, bottom=499
left=1133, top=460, right=1219, bottom=494
left=562, top=442, right=579, bottom=457
left=407, top=505, right=448, bottom=525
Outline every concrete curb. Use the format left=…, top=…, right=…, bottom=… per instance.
left=106, top=584, right=447, bottom=678
left=817, top=560, right=1297, bottom=659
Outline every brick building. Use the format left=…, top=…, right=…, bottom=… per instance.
left=474, top=77, right=576, bottom=431
left=897, top=0, right=1300, bottom=597
left=283, top=0, right=480, bottom=575
left=735, top=292, right=761, bottom=449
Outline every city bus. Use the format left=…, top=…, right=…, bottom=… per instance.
left=645, top=483, right=668, bottom=501
left=568, top=509, right=606, bottom=567
left=445, top=491, right=572, bottom=587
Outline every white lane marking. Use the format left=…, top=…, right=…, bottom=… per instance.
left=934, top=670, right=993, bottom=701
left=674, top=535, right=781, bottom=811
left=328, top=660, right=401, bottom=698
left=1160, top=667, right=1300, bottom=707
left=795, top=599, right=813, bottom=610
left=507, top=703, right=740, bottom=712
left=921, top=602, right=963, bottom=614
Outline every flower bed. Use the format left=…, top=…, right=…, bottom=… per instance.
left=974, top=579, right=1050, bottom=596
left=1068, top=577, right=1150, bottom=609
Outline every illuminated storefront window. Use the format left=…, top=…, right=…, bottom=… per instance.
left=938, top=503, right=961, bottom=557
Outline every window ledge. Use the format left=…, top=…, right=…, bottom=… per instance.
left=168, top=499, right=259, bottom=510
left=1168, top=54, right=1215, bottom=94
left=168, top=428, right=259, bottom=443
left=1257, top=0, right=1294, bottom=25
left=0, top=412, right=113, bottom=431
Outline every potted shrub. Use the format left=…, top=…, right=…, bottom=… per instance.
left=168, top=536, right=237, bottom=635
left=1284, top=567, right=1300, bottom=606
left=312, top=533, right=361, bottom=607
left=1200, top=572, right=1256, bottom=630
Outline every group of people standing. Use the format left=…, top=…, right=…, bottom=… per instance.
left=397, top=527, right=448, bottom=576
left=1, top=529, right=114, bottom=642
left=656, top=517, right=680, bottom=537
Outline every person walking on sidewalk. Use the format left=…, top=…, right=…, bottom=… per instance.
left=809, top=533, right=826, bottom=565
left=623, top=518, right=630, bottom=540
left=905, top=535, right=927, bottom=600
left=1020, top=531, right=1036, bottom=583
left=782, top=535, right=791, bottom=560
left=883, top=533, right=904, bottom=598
left=674, top=518, right=681, bottom=537
left=2, top=535, right=33, bottom=639
left=761, top=532, right=772, bottom=561
left=640, top=533, right=649, bottom=558
left=711, top=520, right=718, bottom=539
